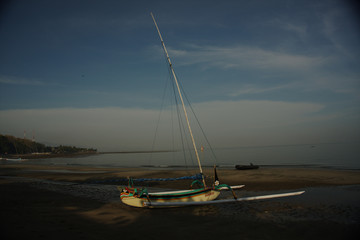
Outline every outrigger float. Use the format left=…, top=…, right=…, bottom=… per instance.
left=118, top=13, right=304, bottom=208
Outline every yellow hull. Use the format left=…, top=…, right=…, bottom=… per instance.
left=121, top=188, right=220, bottom=208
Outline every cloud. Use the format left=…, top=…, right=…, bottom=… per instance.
left=0, top=76, right=44, bottom=86
left=168, top=45, right=327, bottom=71
left=0, top=107, right=159, bottom=151
left=280, top=22, right=308, bottom=39
left=193, top=100, right=356, bottom=147
left=195, top=100, right=326, bottom=129
left=0, top=100, right=347, bottom=151
left=320, top=8, right=353, bottom=57
left=0, top=76, right=56, bottom=86
left=161, top=44, right=358, bottom=98
left=227, top=73, right=360, bottom=98
left=227, top=83, right=298, bottom=97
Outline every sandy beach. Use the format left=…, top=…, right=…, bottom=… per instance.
left=1, top=163, right=359, bottom=239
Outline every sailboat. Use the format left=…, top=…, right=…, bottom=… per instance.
left=119, top=13, right=304, bottom=208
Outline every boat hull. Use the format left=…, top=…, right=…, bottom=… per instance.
left=120, top=187, right=220, bottom=208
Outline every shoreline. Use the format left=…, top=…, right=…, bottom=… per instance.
left=2, top=151, right=98, bottom=160
left=2, top=153, right=359, bottom=171
left=1, top=163, right=359, bottom=191
left=1, top=150, right=176, bottom=160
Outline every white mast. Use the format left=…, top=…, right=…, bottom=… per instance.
left=150, top=13, right=206, bottom=187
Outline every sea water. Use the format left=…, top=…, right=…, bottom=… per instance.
left=19, top=142, right=360, bottom=170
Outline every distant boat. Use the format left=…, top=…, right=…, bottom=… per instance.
left=235, top=163, right=259, bottom=170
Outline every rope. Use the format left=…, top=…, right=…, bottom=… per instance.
left=85, top=173, right=203, bottom=184
left=179, top=81, right=219, bottom=165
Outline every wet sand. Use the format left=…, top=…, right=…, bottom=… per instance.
left=1, top=164, right=359, bottom=239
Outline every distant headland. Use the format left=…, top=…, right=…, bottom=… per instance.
left=0, top=134, right=97, bottom=159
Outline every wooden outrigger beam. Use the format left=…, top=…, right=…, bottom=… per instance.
left=144, top=190, right=305, bottom=207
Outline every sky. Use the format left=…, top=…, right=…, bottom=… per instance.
left=0, top=0, right=359, bottom=152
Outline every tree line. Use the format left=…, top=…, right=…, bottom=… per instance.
left=0, top=134, right=97, bottom=155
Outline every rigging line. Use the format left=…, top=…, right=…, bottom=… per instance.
left=158, top=23, right=195, bottom=170
left=149, top=65, right=171, bottom=165
left=170, top=72, right=183, bottom=162
left=164, top=50, right=179, bottom=166
left=169, top=65, right=194, bottom=169
left=151, top=12, right=205, bottom=187
left=161, top=62, right=195, bottom=170
left=170, top=72, right=177, bottom=165
left=180, top=108, right=197, bottom=168
left=177, top=79, right=219, bottom=165
left=163, top=53, right=193, bottom=169
left=178, top=99, right=197, bottom=169
left=160, top=44, right=217, bottom=166
left=159, top=47, right=194, bottom=169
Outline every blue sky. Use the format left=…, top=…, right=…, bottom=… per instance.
left=0, top=0, right=359, bottom=151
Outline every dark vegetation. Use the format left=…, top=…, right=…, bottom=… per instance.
left=0, top=134, right=97, bottom=156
